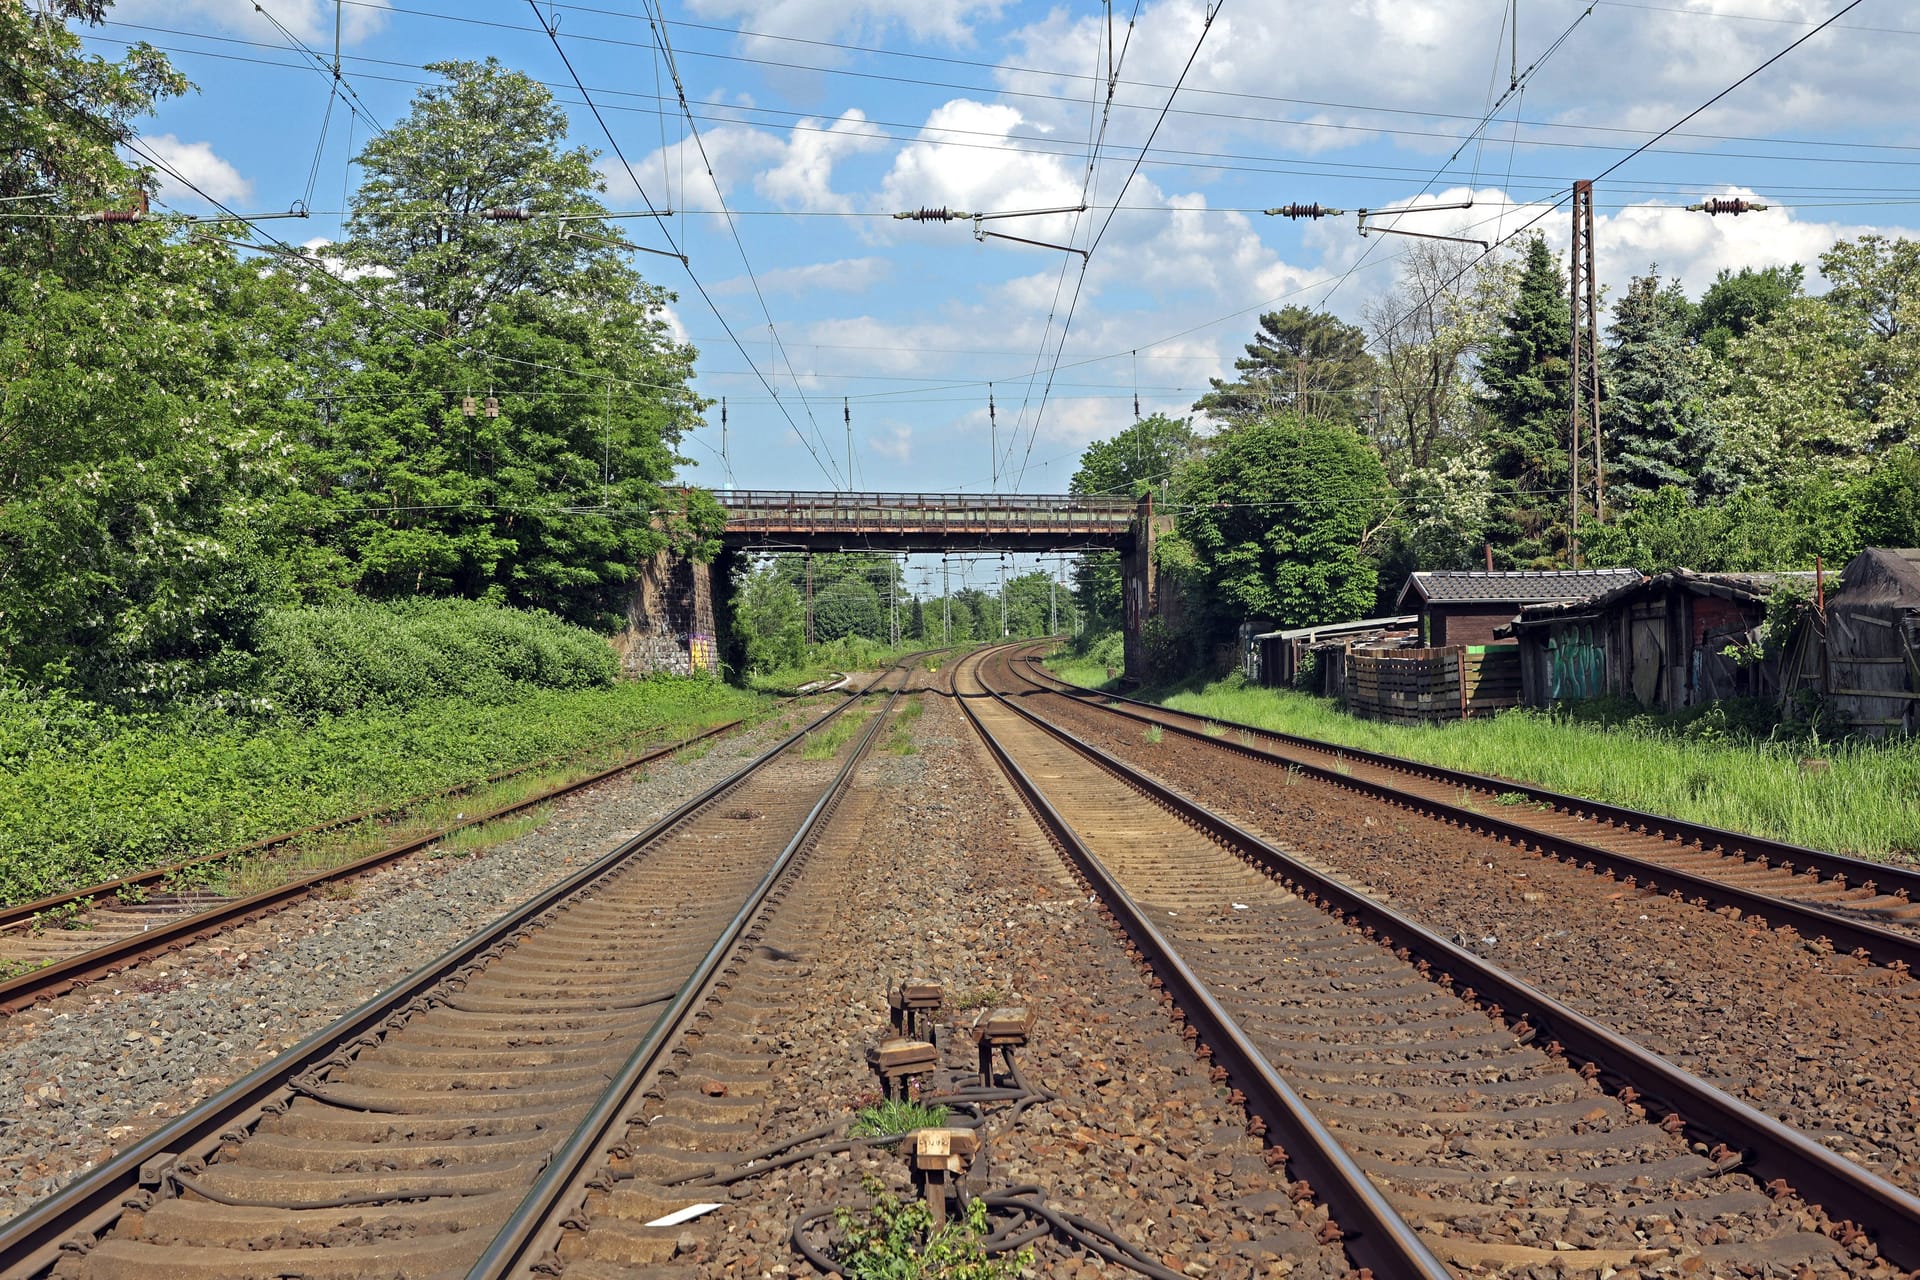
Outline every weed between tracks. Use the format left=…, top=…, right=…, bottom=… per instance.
left=834, top=1176, right=1031, bottom=1279
left=847, top=1099, right=950, bottom=1138
left=883, top=698, right=926, bottom=755
left=803, top=710, right=873, bottom=761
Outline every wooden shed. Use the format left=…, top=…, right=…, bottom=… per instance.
left=1252, top=615, right=1417, bottom=692
left=1394, top=569, right=1643, bottom=647
left=1510, top=570, right=1806, bottom=711
left=1823, top=548, right=1920, bottom=737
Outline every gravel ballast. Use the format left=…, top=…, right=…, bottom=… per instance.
left=0, top=713, right=809, bottom=1223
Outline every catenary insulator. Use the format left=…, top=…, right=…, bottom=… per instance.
left=462, top=396, right=477, bottom=417
left=80, top=209, right=144, bottom=223
left=892, top=207, right=971, bottom=222
left=1686, top=197, right=1768, bottom=216
left=484, top=396, right=500, bottom=418
left=1264, top=203, right=1344, bottom=219
left=481, top=207, right=534, bottom=221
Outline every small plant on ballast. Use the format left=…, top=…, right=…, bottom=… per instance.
left=833, top=1175, right=1032, bottom=1279
left=849, top=1098, right=950, bottom=1138
left=1142, top=724, right=1163, bottom=746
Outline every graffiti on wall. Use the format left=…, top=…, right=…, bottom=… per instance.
left=1547, top=625, right=1605, bottom=701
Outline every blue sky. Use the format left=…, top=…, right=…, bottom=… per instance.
left=86, top=0, right=1920, bottom=519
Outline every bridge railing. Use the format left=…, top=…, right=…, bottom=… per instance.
left=715, top=490, right=1137, bottom=535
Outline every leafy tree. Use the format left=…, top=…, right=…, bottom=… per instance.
left=289, top=59, right=711, bottom=627
left=1002, top=571, right=1073, bottom=636
left=909, top=596, right=926, bottom=641
left=0, top=4, right=290, bottom=704
left=345, top=57, right=631, bottom=338
left=731, top=559, right=805, bottom=673
left=1066, top=414, right=1194, bottom=632
left=1690, top=264, right=1799, bottom=357
left=1175, top=415, right=1392, bottom=629
left=1604, top=268, right=1723, bottom=506
left=1195, top=307, right=1374, bottom=428
left=813, top=578, right=881, bottom=642
left=1479, top=235, right=1572, bottom=566
left=1363, top=240, right=1505, bottom=478
left=1852, top=448, right=1920, bottom=551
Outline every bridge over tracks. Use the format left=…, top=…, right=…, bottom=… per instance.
left=714, top=490, right=1141, bottom=554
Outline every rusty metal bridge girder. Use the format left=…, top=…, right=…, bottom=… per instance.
left=713, top=490, right=1140, bottom=553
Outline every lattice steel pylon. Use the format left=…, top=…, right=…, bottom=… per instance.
left=1568, top=180, right=1603, bottom=567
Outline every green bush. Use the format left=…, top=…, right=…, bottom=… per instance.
left=0, top=676, right=761, bottom=905
left=258, top=598, right=618, bottom=721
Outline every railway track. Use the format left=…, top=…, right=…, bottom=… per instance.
left=956, top=644, right=1920, bottom=1277
left=0, top=720, right=758, bottom=1015
left=0, top=668, right=913, bottom=1279
left=1012, top=653, right=1920, bottom=973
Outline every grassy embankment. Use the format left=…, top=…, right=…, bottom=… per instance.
left=1, top=601, right=767, bottom=906
left=1046, top=647, right=1920, bottom=862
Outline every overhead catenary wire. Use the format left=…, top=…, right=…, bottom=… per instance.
left=1009, top=1, right=1224, bottom=493
left=632, top=0, right=847, bottom=490
left=519, top=0, right=845, bottom=491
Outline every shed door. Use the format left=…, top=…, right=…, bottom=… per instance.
left=1631, top=617, right=1665, bottom=707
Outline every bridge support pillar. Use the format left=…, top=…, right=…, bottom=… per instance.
left=615, top=550, right=719, bottom=677
left=1121, top=495, right=1176, bottom=684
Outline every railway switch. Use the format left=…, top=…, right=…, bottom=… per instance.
left=866, top=1037, right=937, bottom=1100
left=888, top=980, right=944, bottom=1039
left=968, top=1005, right=1035, bottom=1087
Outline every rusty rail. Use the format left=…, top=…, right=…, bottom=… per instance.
left=976, top=647, right=1920, bottom=1271
left=1018, top=656, right=1920, bottom=974
left=0, top=674, right=896, bottom=1279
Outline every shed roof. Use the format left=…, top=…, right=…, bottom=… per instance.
left=1509, top=569, right=1810, bottom=629
left=1254, top=614, right=1417, bottom=642
left=1394, top=568, right=1642, bottom=611
left=1832, top=548, right=1920, bottom=608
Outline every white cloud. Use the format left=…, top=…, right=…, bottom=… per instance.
left=685, top=0, right=1007, bottom=56
left=865, top=424, right=913, bottom=462
left=144, top=134, right=252, bottom=206
left=759, top=111, right=887, bottom=213
left=113, top=0, right=389, bottom=46
left=715, top=257, right=892, bottom=296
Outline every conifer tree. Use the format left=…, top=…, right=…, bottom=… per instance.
left=1479, top=236, right=1571, bottom=566
left=1604, top=269, right=1723, bottom=507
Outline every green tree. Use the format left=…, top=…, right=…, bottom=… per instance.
left=0, top=4, right=290, bottom=704
left=1604, top=268, right=1723, bottom=506
left=1175, top=416, right=1392, bottom=629
left=290, top=59, right=711, bottom=627
left=1195, top=307, right=1374, bottom=428
left=1690, top=264, right=1799, bottom=357
left=813, top=578, right=881, bottom=642
left=1479, top=235, right=1572, bottom=566
left=1066, top=414, right=1194, bottom=632
left=345, top=56, right=630, bottom=338
left=731, top=559, right=805, bottom=673
left=909, top=595, right=926, bottom=641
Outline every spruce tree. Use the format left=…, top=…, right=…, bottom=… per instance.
left=1604, top=269, right=1723, bottom=507
left=1479, top=236, right=1571, bottom=566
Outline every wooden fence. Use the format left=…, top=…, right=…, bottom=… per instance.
left=1344, top=645, right=1523, bottom=725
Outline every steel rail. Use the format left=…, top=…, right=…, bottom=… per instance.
left=467, top=673, right=910, bottom=1278
left=1022, top=653, right=1920, bottom=900
left=1011, top=655, right=1920, bottom=975
left=0, top=677, right=888, bottom=1280
left=978, top=649, right=1920, bottom=1271
left=952, top=648, right=1451, bottom=1280
left=0, top=719, right=743, bottom=936
left=0, top=722, right=756, bottom=1014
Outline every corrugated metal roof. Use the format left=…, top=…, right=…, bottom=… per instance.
left=1395, top=568, right=1642, bottom=610
left=1509, top=569, right=1809, bottom=628
left=1255, top=615, right=1417, bottom=642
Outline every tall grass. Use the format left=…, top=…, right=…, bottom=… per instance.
left=1051, top=665, right=1920, bottom=862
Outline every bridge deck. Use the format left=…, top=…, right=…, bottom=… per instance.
left=715, top=490, right=1138, bottom=552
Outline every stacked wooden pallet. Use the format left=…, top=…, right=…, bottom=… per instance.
left=1345, top=645, right=1521, bottom=724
